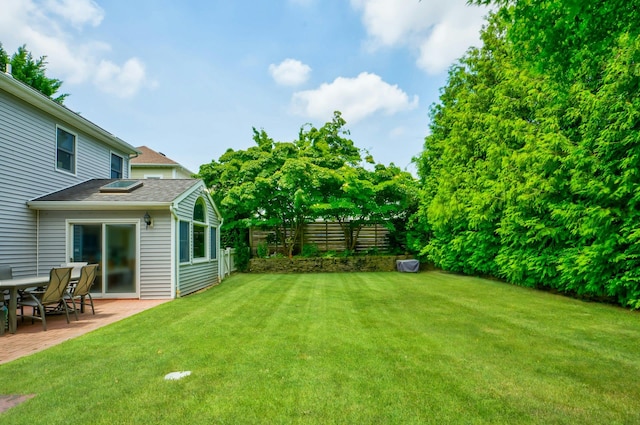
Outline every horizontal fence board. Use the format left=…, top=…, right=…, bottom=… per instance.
left=250, top=221, right=389, bottom=255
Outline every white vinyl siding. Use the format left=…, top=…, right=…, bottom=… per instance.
left=37, top=209, right=172, bottom=299
left=0, top=89, right=132, bottom=277
left=130, top=166, right=192, bottom=179
left=175, top=187, right=220, bottom=296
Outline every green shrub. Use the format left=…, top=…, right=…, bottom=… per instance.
left=301, top=244, right=320, bottom=257
left=234, top=240, right=250, bottom=272
left=256, top=243, right=269, bottom=259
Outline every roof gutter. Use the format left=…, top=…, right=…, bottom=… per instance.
left=128, top=151, right=140, bottom=178
left=170, top=203, right=180, bottom=298
left=26, top=201, right=173, bottom=211
left=0, top=73, right=139, bottom=156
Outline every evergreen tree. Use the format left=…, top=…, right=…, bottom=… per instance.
left=0, top=43, right=68, bottom=104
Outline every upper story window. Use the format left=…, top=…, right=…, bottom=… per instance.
left=56, top=126, right=76, bottom=174
left=111, top=153, right=124, bottom=178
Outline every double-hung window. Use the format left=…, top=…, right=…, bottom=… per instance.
left=192, top=198, right=207, bottom=260
left=56, top=127, right=76, bottom=174
left=180, top=197, right=213, bottom=263
left=111, top=153, right=124, bottom=178
left=179, top=221, right=190, bottom=263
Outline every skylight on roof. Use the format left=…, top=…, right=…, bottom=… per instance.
left=100, top=180, right=143, bottom=193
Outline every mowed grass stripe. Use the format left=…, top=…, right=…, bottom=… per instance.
left=0, top=271, right=639, bottom=424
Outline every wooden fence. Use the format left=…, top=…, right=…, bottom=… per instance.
left=250, top=221, right=389, bottom=256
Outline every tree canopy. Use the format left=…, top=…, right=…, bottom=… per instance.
left=0, top=43, right=67, bottom=104
left=199, top=111, right=417, bottom=258
left=414, top=1, right=640, bottom=308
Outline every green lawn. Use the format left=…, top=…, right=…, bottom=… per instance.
left=1, top=271, right=639, bottom=424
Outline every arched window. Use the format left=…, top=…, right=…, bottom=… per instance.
left=192, top=197, right=207, bottom=259
left=193, top=198, right=206, bottom=223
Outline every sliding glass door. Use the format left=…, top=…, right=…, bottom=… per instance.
left=104, top=224, right=136, bottom=294
left=72, top=224, right=103, bottom=292
left=71, top=222, right=138, bottom=297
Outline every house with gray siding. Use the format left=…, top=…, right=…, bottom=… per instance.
left=130, top=145, right=194, bottom=179
left=0, top=70, right=222, bottom=299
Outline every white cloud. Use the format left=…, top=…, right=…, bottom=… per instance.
left=94, top=58, right=151, bottom=98
left=291, top=72, right=418, bottom=123
left=389, top=126, right=406, bottom=138
left=269, top=58, right=311, bottom=86
left=351, top=0, right=491, bottom=75
left=43, top=0, right=104, bottom=28
left=0, top=0, right=151, bottom=97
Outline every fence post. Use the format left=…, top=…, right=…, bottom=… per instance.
left=224, top=248, right=231, bottom=278
left=325, top=221, right=328, bottom=251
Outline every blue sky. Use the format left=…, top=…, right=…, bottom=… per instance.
left=0, top=0, right=491, bottom=174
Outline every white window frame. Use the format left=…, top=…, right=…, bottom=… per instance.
left=110, top=152, right=125, bottom=179
left=56, top=125, right=77, bottom=175
left=192, top=197, right=208, bottom=263
left=179, top=220, right=190, bottom=264
left=65, top=218, right=141, bottom=299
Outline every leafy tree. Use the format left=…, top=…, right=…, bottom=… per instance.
left=470, top=1, right=640, bottom=90
left=200, top=113, right=354, bottom=257
left=0, top=44, right=8, bottom=74
left=199, top=111, right=418, bottom=257
left=0, top=43, right=67, bottom=103
left=414, top=1, right=640, bottom=307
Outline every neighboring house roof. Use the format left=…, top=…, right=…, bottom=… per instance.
left=131, top=146, right=194, bottom=175
left=27, top=178, right=208, bottom=211
left=0, top=71, right=139, bottom=157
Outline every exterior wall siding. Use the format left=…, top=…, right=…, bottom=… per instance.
left=178, top=262, right=218, bottom=296
left=0, top=89, right=131, bottom=277
left=138, top=210, right=173, bottom=299
left=36, top=209, right=173, bottom=299
left=130, top=167, right=191, bottom=179
left=175, top=185, right=220, bottom=296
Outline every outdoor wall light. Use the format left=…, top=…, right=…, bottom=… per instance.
left=143, top=212, right=153, bottom=229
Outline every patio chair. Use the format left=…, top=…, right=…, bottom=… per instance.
left=64, top=264, right=98, bottom=315
left=0, top=265, right=12, bottom=303
left=0, top=265, right=12, bottom=280
left=60, top=262, right=88, bottom=281
left=0, top=265, right=10, bottom=334
left=17, top=267, right=75, bottom=331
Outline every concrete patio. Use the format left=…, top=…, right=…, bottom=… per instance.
left=0, top=299, right=169, bottom=365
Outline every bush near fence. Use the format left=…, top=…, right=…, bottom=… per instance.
left=249, top=255, right=427, bottom=273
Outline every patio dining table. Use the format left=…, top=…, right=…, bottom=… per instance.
left=1, top=276, right=49, bottom=334
left=1, top=269, right=82, bottom=334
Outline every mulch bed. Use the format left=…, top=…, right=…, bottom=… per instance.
left=0, top=394, right=35, bottom=413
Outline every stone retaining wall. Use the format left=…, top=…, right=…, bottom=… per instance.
left=249, top=255, right=420, bottom=273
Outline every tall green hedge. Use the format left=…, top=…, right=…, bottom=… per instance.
left=414, top=5, right=640, bottom=308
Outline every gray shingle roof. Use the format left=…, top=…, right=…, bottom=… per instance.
left=31, top=179, right=202, bottom=204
